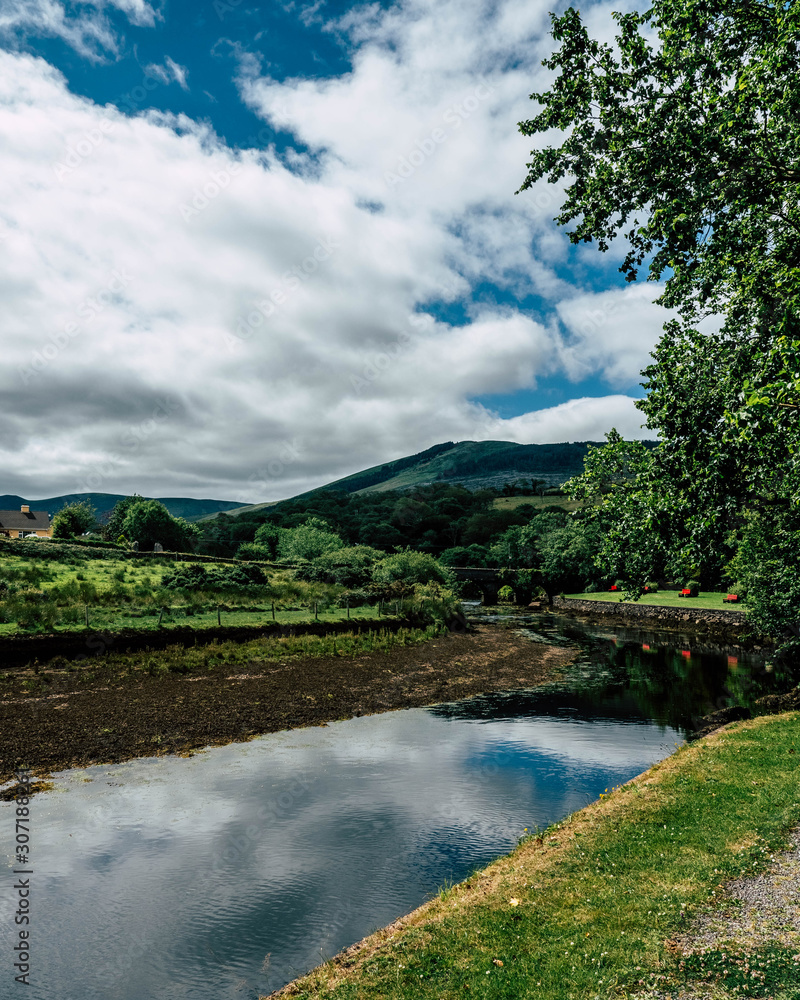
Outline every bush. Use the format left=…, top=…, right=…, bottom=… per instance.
left=498, top=585, right=515, bottom=602
left=403, top=582, right=464, bottom=629
left=161, top=562, right=269, bottom=594
left=235, top=542, right=273, bottom=562
left=372, top=550, right=454, bottom=588
left=684, top=579, right=701, bottom=597
left=295, top=545, right=386, bottom=588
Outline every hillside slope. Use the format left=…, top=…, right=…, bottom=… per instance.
left=0, top=493, right=241, bottom=523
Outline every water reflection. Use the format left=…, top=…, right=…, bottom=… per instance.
left=466, top=606, right=793, bottom=733
left=1, top=693, right=679, bottom=1000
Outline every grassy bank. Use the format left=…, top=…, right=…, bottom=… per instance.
left=271, top=711, right=800, bottom=1000
left=566, top=590, right=746, bottom=613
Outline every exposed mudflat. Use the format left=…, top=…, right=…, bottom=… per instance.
left=0, top=624, right=575, bottom=784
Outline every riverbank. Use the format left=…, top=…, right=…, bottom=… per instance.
left=265, top=710, right=800, bottom=1000
left=0, top=623, right=576, bottom=785
left=551, top=596, right=754, bottom=644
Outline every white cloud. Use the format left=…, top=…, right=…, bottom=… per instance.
left=556, top=284, right=674, bottom=388
left=0, top=0, right=159, bottom=62
left=143, top=55, right=189, bottom=90
left=0, top=0, right=665, bottom=502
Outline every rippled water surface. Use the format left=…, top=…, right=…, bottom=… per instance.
left=1, top=611, right=778, bottom=1000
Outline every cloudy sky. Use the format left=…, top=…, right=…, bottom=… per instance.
left=0, top=0, right=669, bottom=503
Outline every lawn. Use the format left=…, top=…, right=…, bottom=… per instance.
left=566, top=589, right=747, bottom=612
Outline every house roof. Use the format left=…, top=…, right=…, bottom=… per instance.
left=0, top=510, right=51, bottom=530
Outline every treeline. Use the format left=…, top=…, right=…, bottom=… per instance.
left=198, top=482, right=603, bottom=595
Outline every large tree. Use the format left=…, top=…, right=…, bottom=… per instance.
left=51, top=500, right=97, bottom=539
left=519, top=0, right=800, bottom=640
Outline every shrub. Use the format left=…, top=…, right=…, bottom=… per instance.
left=498, top=585, right=515, bottom=602
left=295, top=545, right=386, bottom=588
left=685, top=579, right=701, bottom=596
left=403, top=582, right=464, bottom=629
left=235, top=542, right=273, bottom=562
left=372, top=550, right=454, bottom=588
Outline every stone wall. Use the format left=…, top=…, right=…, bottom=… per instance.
left=552, top=595, right=748, bottom=627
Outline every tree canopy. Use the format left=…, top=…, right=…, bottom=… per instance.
left=51, top=500, right=97, bottom=539
left=121, top=500, right=200, bottom=552
left=520, top=0, right=800, bottom=645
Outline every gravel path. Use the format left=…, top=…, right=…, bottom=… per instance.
left=636, top=828, right=800, bottom=999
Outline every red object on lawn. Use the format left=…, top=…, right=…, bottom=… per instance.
left=681, top=588, right=691, bottom=595
left=723, top=594, right=739, bottom=603
left=609, top=585, right=618, bottom=591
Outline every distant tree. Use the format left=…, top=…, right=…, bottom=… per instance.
left=438, top=544, right=493, bottom=567
left=51, top=500, right=97, bottom=539
left=102, top=494, right=144, bottom=543
left=253, top=522, right=283, bottom=559
left=372, top=550, right=454, bottom=587
left=122, top=500, right=200, bottom=552
left=276, top=517, right=345, bottom=561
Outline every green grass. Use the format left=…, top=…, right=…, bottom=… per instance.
left=275, top=712, right=800, bottom=1000
left=566, top=589, right=746, bottom=612
left=0, top=603, right=389, bottom=636
left=0, top=553, right=359, bottom=635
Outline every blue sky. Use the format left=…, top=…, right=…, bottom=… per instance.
left=0, top=0, right=667, bottom=501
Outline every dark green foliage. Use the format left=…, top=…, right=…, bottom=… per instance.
left=438, top=544, right=494, bottom=567
left=122, top=500, right=201, bottom=552
left=51, top=500, right=97, bottom=539
left=161, top=562, right=268, bottom=593
left=294, top=545, right=385, bottom=588
left=102, top=494, right=144, bottom=543
left=198, top=483, right=535, bottom=558
left=234, top=542, right=272, bottom=561
left=253, top=521, right=282, bottom=558
left=518, top=0, right=800, bottom=641
left=372, top=550, right=454, bottom=588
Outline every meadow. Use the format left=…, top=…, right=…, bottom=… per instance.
left=0, top=549, right=381, bottom=636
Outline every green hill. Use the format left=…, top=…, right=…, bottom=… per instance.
left=215, top=438, right=659, bottom=521
left=0, top=493, right=241, bottom=524
left=293, top=439, right=633, bottom=498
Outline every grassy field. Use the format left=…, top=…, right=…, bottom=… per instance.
left=275, top=711, right=800, bottom=1000
left=0, top=552, right=361, bottom=636
left=566, top=589, right=746, bottom=612
left=492, top=495, right=581, bottom=512
left=0, top=603, right=389, bottom=637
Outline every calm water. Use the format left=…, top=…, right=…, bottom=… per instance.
left=0, top=613, right=783, bottom=1000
